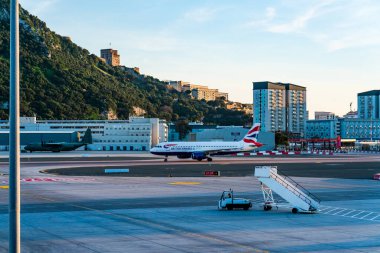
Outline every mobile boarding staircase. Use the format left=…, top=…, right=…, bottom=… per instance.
left=254, top=166, right=321, bottom=213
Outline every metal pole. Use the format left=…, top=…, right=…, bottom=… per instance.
left=9, top=0, right=20, bottom=252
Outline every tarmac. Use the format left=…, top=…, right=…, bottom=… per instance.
left=0, top=152, right=380, bottom=252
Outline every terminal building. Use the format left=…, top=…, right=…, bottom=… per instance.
left=305, top=118, right=380, bottom=150
left=305, top=90, right=380, bottom=150
left=0, top=117, right=168, bottom=151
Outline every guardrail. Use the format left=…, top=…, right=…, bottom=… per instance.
left=269, top=169, right=321, bottom=207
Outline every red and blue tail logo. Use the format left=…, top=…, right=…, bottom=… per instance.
left=243, top=123, right=263, bottom=147
left=164, top=144, right=177, bottom=149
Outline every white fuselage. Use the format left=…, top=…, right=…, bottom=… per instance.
left=150, top=141, right=256, bottom=156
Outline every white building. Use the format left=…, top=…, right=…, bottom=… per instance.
left=343, top=111, right=358, bottom=119
left=0, top=117, right=168, bottom=151
left=253, top=82, right=307, bottom=137
left=315, top=111, right=336, bottom=120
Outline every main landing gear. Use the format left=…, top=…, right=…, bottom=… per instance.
left=164, top=156, right=168, bottom=162
left=207, top=157, right=213, bottom=162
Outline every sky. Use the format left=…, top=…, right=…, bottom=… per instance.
left=19, top=0, right=380, bottom=118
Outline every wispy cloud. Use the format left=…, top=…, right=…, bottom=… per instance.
left=267, top=2, right=332, bottom=33
left=245, top=7, right=276, bottom=28
left=245, top=0, right=380, bottom=51
left=183, top=6, right=226, bottom=23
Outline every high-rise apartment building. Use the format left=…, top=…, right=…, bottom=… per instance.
left=253, top=81, right=306, bottom=137
left=100, top=48, right=120, bottom=66
left=358, top=90, right=380, bottom=119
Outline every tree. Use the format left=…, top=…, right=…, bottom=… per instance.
left=275, top=131, right=289, bottom=146
left=175, top=118, right=191, bottom=140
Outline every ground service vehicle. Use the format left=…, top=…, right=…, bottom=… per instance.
left=218, top=189, right=252, bottom=211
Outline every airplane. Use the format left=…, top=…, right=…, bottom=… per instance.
left=24, top=128, right=92, bottom=152
left=150, top=123, right=263, bottom=162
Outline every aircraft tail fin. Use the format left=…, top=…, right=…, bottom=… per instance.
left=241, top=123, right=263, bottom=147
left=82, top=128, right=93, bottom=144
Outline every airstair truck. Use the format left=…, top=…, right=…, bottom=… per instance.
left=254, top=166, right=320, bottom=213
left=218, top=189, right=252, bottom=211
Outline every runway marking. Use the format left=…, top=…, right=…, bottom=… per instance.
left=320, top=206, right=380, bottom=222
left=0, top=185, right=8, bottom=189
left=24, top=177, right=96, bottom=183
left=1, top=177, right=96, bottom=183
left=351, top=211, right=365, bottom=218
left=359, top=212, right=375, bottom=219
left=341, top=210, right=357, bottom=216
left=330, top=209, right=348, bottom=215
left=324, top=208, right=339, bottom=214
left=29, top=194, right=268, bottom=253
left=169, top=182, right=202, bottom=185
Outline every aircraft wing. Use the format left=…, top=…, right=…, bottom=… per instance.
left=199, top=148, right=243, bottom=155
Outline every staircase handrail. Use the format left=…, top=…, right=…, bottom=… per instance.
left=269, top=169, right=321, bottom=204
left=270, top=172, right=313, bottom=205
left=277, top=170, right=321, bottom=203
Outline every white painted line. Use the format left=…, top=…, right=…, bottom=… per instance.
left=359, top=212, right=375, bottom=220
left=351, top=211, right=366, bottom=218
left=342, top=210, right=358, bottom=216
left=370, top=215, right=380, bottom=221
left=323, top=208, right=340, bottom=214
left=319, top=206, right=333, bottom=212
left=330, top=209, right=348, bottom=215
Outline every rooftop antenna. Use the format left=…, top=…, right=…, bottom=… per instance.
left=109, top=42, right=112, bottom=48
left=350, top=102, right=352, bottom=111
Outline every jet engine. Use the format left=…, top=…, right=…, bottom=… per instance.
left=191, top=152, right=207, bottom=161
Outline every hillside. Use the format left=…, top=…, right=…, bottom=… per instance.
left=0, top=0, right=251, bottom=125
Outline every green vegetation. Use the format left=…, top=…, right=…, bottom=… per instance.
left=0, top=0, right=251, bottom=126
left=275, top=131, right=289, bottom=146
left=175, top=118, right=192, bottom=140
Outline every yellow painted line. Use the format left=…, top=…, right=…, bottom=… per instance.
left=169, top=182, right=201, bottom=185
left=0, top=185, right=9, bottom=189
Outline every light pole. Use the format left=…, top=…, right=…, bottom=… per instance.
left=370, top=104, right=373, bottom=142
left=9, top=0, right=21, bottom=252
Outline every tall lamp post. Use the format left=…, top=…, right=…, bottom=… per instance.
left=9, top=0, right=21, bottom=252
left=370, top=104, right=373, bottom=142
